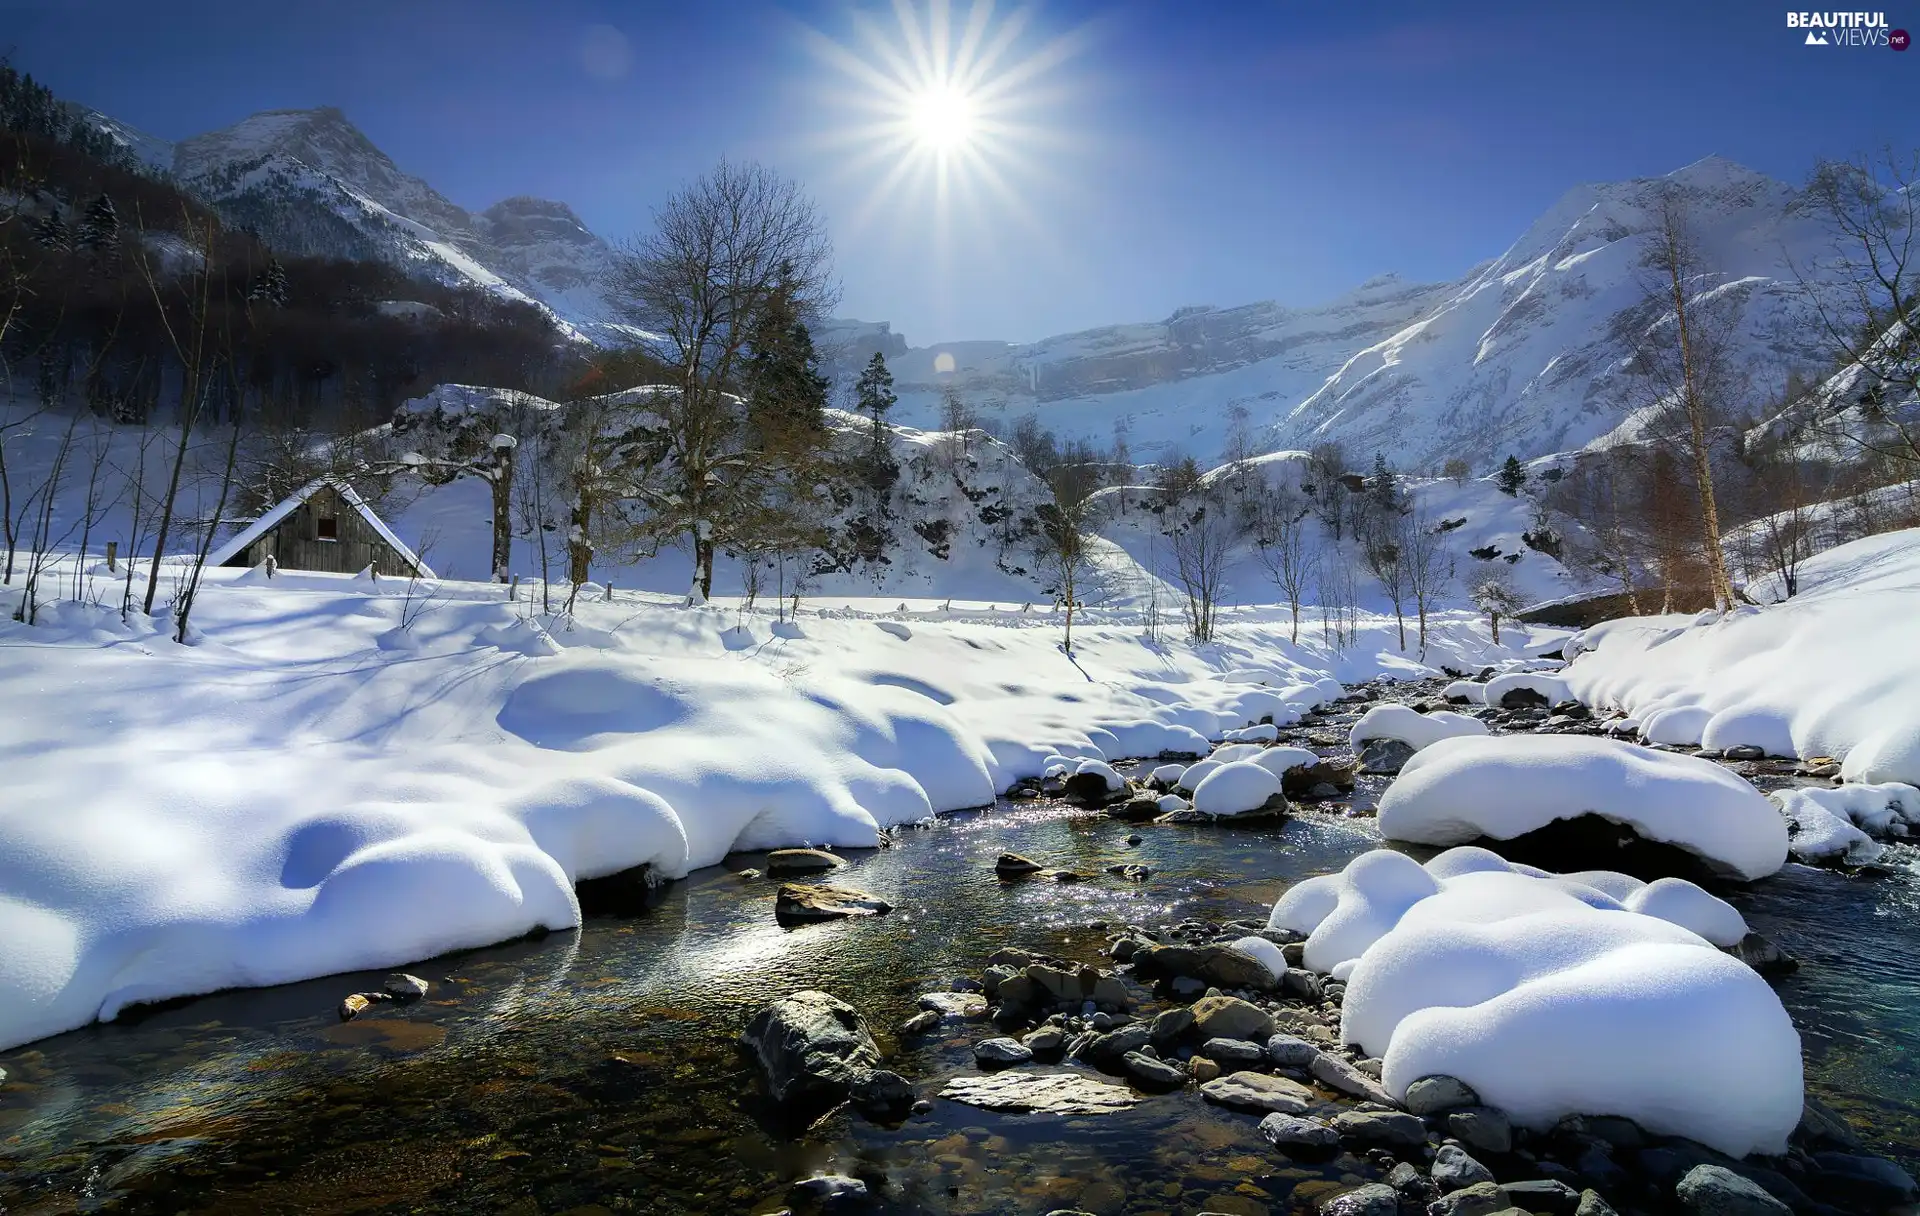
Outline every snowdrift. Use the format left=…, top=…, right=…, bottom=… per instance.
left=0, top=565, right=1537, bottom=1051
left=1376, top=735, right=1789, bottom=880
left=1563, top=528, right=1920, bottom=785
left=1271, top=848, right=1799, bottom=1158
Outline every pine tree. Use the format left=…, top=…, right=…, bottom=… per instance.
left=247, top=259, right=290, bottom=307
left=1496, top=454, right=1527, bottom=496
left=745, top=283, right=829, bottom=453
left=855, top=353, right=895, bottom=428
left=851, top=352, right=900, bottom=564
left=77, top=194, right=118, bottom=255
left=1370, top=451, right=1400, bottom=511
left=32, top=209, right=70, bottom=251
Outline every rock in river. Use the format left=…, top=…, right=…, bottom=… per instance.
left=739, top=990, right=883, bottom=1107
left=1189, top=994, right=1276, bottom=1042
left=774, top=882, right=892, bottom=924
left=994, top=852, right=1045, bottom=878
left=766, top=847, right=844, bottom=876
left=939, top=1070, right=1141, bottom=1115
left=1200, top=1071, right=1313, bottom=1114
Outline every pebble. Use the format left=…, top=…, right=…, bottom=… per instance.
left=972, top=1037, right=1034, bottom=1066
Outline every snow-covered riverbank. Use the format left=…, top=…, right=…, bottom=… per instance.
left=0, top=564, right=1552, bottom=1051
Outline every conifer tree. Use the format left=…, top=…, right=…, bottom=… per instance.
left=247, top=259, right=290, bottom=307
left=1497, top=454, right=1527, bottom=496
left=32, top=209, right=71, bottom=251
left=77, top=194, right=118, bottom=255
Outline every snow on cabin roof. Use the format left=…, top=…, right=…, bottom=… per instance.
left=206, top=479, right=435, bottom=577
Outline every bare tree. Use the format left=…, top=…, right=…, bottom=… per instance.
left=1316, top=548, right=1359, bottom=650
left=602, top=160, right=836, bottom=598
left=1470, top=567, right=1525, bottom=645
left=1402, top=505, right=1456, bottom=657
left=1627, top=186, right=1737, bottom=610
left=1305, top=442, right=1349, bottom=542
left=1795, top=149, right=1920, bottom=473
left=1157, top=474, right=1238, bottom=643
left=1031, top=439, right=1106, bottom=654
left=1251, top=482, right=1312, bottom=643
left=1361, top=512, right=1410, bottom=651
left=1545, top=449, right=1643, bottom=614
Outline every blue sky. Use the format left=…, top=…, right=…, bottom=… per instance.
left=7, top=0, right=1912, bottom=344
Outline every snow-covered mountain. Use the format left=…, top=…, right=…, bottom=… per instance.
left=850, top=158, right=1834, bottom=472
left=94, top=107, right=619, bottom=337
left=75, top=97, right=1841, bottom=470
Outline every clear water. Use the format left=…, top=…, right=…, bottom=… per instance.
left=2, top=794, right=1916, bottom=1214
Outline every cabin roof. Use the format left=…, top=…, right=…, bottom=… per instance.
left=206, top=479, right=435, bottom=577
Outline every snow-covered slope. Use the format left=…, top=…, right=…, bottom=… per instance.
left=842, top=159, right=1834, bottom=470
left=169, top=108, right=615, bottom=335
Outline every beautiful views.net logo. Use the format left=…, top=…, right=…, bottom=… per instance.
left=1785, top=11, right=1909, bottom=47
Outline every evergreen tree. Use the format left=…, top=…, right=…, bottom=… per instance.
left=745, top=281, right=830, bottom=453
left=247, top=259, right=291, bottom=307
left=851, top=352, right=900, bottom=564
left=1370, top=451, right=1400, bottom=511
left=1496, top=454, right=1527, bottom=496
left=855, top=352, right=896, bottom=428
left=77, top=194, right=118, bottom=255
left=32, top=209, right=70, bottom=251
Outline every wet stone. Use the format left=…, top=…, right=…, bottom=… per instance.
left=1199, top=1071, right=1313, bottom=1114
left=766, top=848, right=844, bottom=876
left=774, top=882, right=892, bottom=923
left=938, top=1070, right=1141, bottom=1115
left=972, top=1037, right=1033, bottom=1067
left=382, top=973, right=430, bottom=1003
left=917, top=991, right=989, bottom=1020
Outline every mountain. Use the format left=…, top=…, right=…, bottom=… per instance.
left=92, top=106, right=619, bottom=338
left=848, top=158, right=1834, bottom=471
left=73, top=98, right=1840, bottom=469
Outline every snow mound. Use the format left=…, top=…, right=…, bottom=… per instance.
left=1443, top=680, right=1487, bottom=705
left=1348, top=705, right=1489, bottom=752
left=1074, top=758, right=1125, bottom=792
left=1276, top=848, right=1799, bottom=1158
left=1249, top=746, right=1321, bottom=778
left=1564, top=529, right=1920, bottom=785
left=1377, top=735, right=1788, bottom=880
left=1190, top=761, right=1286, bottom=817
left=1483, top=672, right=1571, bottom=706
left=1771, top=783, right=1920, bottom=864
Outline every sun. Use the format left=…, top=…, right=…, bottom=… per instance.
left=908, top=83, right=976, bottom=153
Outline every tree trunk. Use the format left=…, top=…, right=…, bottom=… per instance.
left=568, top=492, right=592, bottom=587
left=1490, top=611, right=1501, bottom=645
left=490, top=447, right=515, bottom=583
left=1289, top=601, right=1299, bottom=644
left=1666, top=241, right=1736, bottom=611
left=694, top=532, right=715, bottom=599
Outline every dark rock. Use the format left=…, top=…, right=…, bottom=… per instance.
left=381, top=973, right=429, bottom=1003
left=1148, top=1007, right=1194, bottom=1044
left=1281, top=940, right=1306, bottom=967
left=1125, top=833, right=1143, bottom=846
left=1551, top=700, right=1592, bottom=720
left=1722, top=745, right=1767, bottom=761
left=1501, top=686, right=1551, bottom=709
left=1319, top=1182, right=1398, bottom=1216
left=848, top=1068, right=914, bottom=1116
left=1121, top=1049, right=1187, bottom=1089
left=1021, top=1026, right=1066, bottom=1055
left=1388, top=1160, right=1437, bottom=1202
left=1105, top=863, right=1152, bottom=881
left=1329, top=1109, right=1427, bottom=1151
left=739, top=991, right=884, bottom=1107
left=1063, top=770, right=1121, bottom=805
left=1404, top=1073, right=1478, bottom=1115
left=1674, top=1164, right=1791, bottom=1215
left=1265, top=1033, right=1323, bottom=1068
left=1358, top=737, right=1419, bottom=775
left=1809, top=1151, right=1919, bottom=1208
left=1196, top=1037, right=1267, bottom=1066
left=1281, top=757, right=1357, bottom=797
left=1258, top=1111, right=1342, bottom=1159
left=994, top=852, right=1044, bottom=877
left=1280, top=967, right=1322, bottom=1001
left=766, top=847, right=844, bottom=875
left=1728, top=932, right=1797, bottom=975
left=1796, top=1094, right=1864, bottom=1151
left=994, top=974, right=1041, bottom=1013
left=1080, top=1023, right=1153, bottom=1065
left=1447, top=1106, right=1513, bottom=1156
left=972, top=1037, right=1033, bottom=1067
left=1107, top=796, right=1162, bottom=822
left=1581, top=1116, right=1646, bottom=1151
left=1434, top=1143, right=1497, bottom=1190
left=1428, top=1182, right=1512, bottom=1216
left=1131, top=943, right=1278, bottom=991
left=1499, top=1179, right=1583, bottom=1214
left=775, top=882, right=892, bottom=923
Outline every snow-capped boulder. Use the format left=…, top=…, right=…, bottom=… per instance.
left=1224, top=723, right=1280, bottom=744
left=1348, top=705, right=1489, bottom=753
left=1443, top=680, right=1487, bottom=705
left=1190, top=762, right=1288, bottom=818
left=1376, top=735, right=1788, bottom=880
left=1175, top=759, right=1223, bottom=792
left=1641, top=704, right=1713, bottom=747
left=1249, top=745, right=1323, bottom=781
left=1771, top=783, right=1920, bottom=864
left=1273, top=848, right=1801, bottom=1158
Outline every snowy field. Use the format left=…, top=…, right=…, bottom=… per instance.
left=1564, top=527, right=1920, bottom=787
left=0, top=561, right=1555, bottom=1051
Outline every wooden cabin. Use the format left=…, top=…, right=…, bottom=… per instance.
left=209, top=480, right=433, bottom=578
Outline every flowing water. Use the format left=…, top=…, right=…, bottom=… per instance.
left=2, top=790, right=1917, bottom=1215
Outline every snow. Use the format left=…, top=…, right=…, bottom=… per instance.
left=1564, top=528, right=1920, bottom=785
left=1249, top=745, right=1321, bottom=779
left=1772, top=783, right=1920, bottom=864
left=1271, top=847, right=1799, bottom=1158
left=0, top=548, right=1549, bottom=1051
left=1073, top=758, right=1126, bottom=792
left=1348, top=704, right=1489, bottom=752
left=1190, top=761, right=1286, bottom=817
left=1482, top=671, right=1570, bottom=707
left=1376, top=735, right=1789, bottom=880
left=1443, top=680, right=1486, bottom=705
